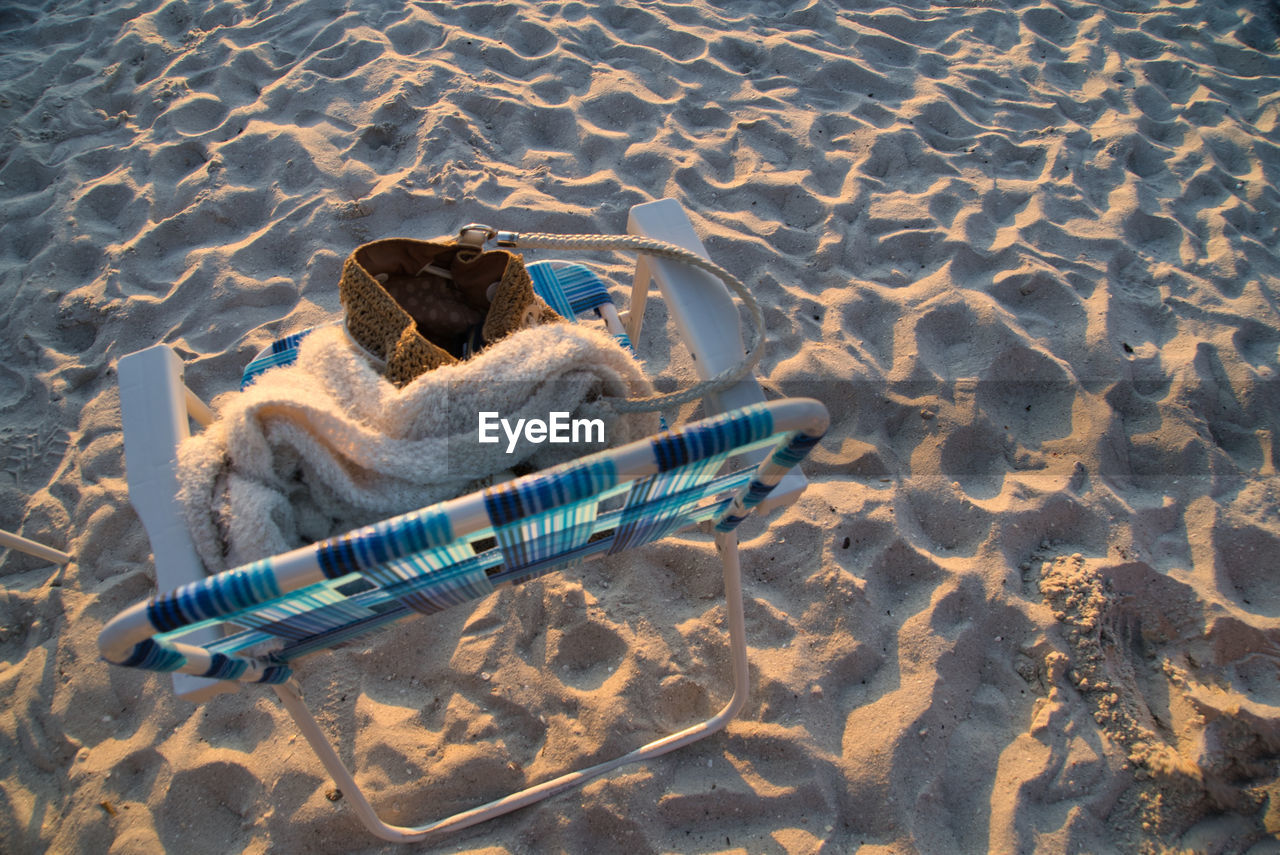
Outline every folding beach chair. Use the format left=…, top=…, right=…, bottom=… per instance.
left=98, top=199, right=827, bottom=843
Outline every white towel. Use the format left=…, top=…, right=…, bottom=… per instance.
left=176, top=322, right=658, bottom=573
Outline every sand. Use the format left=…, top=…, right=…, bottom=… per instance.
left=2, top=0, right=1279, bottom=852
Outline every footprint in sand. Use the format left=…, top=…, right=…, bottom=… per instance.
left=163, top=93, right=229, bottom=136
left=1035, top=552, right=1280, bottom=841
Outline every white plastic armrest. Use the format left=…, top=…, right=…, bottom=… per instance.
left=626, top=199, right=807, bottom=514
left=118, top=345, right=238, bottom=703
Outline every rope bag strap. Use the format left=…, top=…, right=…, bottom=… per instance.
left=457, top=225, right=765, bottom=413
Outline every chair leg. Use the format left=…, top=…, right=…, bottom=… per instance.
left=626, top=254, right=652, bottom=344
left=0, top=529, right=70, bottom=564
left=272, top=680, right=397, bottom=839
left=273, top=530, right=749, bottom=844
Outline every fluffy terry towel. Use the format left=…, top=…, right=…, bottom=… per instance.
left=177, top=323, right=659, bottom=574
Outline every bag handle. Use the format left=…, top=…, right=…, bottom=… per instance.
left=458, top=225, right=765, bottom=413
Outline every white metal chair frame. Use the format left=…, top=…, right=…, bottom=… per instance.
left=108, top=199, right=818, bottom=843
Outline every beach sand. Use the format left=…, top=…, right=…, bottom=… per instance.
left=3, top=0, right=1279, bottom=852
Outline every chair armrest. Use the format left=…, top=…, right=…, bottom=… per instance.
left=117, top=345, right=239, bottom=702
left=626, top=199, right=807, bottom=514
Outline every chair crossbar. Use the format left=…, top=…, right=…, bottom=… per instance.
left=608, top=454, right=735, bottom=551
left=140, top=464, right=751, bottom=677
left=369, top=547, right=490, bottom=613
left=491, top=496, right=600, bottom=572
left=100, top=399, right=827, bottom=689
left=236, top=586, right=376, bottom=641
left=208, top=458, right=746, bottom=654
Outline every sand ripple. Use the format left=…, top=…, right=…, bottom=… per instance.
left=1, top=0, right=1277, bottom=851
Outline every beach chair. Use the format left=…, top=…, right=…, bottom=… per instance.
left=98, top=199, right=827, bottom=843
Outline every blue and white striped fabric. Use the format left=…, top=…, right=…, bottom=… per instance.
left=103, top=398, right=826, bottom=685
left=528, top=261, right=636, bottom=352
left=714, top=431, right=825, bottom=533
left=241, top=328, right=319, bottom=389
left=528, top=261, right=614, bottom=317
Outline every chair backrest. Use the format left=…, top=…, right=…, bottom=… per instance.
left=99, top=398, right=828, bottom=686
